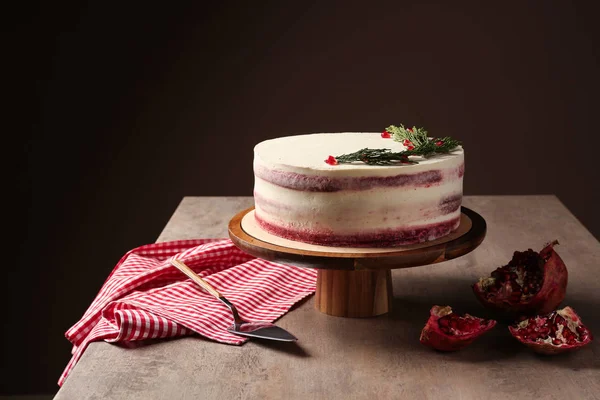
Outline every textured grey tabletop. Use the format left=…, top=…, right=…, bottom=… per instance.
left=55, top=196, right=600, bottom=400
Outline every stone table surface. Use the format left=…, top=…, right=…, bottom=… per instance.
left=55, top=195, right=600, bottom=400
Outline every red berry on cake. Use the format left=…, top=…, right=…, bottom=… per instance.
left=403, top=139, right=413, bottom=147
left=436, top=140, right=444, bottom=146
left=325, top=155, right=338, bottom=165
left=381, top=131, right=391, bottom=138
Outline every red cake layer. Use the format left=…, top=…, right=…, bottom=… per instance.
left=254, top=163, right=464, bottom=192
left=439, top=194, right=463, bottom=214
left=255, top=213, right=461, bottom=248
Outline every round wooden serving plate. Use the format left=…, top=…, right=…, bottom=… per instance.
left=228, top=207, right=486, bottom=318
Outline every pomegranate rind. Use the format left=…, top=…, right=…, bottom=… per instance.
left=420, top=305, right=497, bottom=352
left=472, top=240, right=568, bottom=316
left=508, top=306, right=593, bottom=355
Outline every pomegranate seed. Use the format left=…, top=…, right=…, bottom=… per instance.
left=408, top=128, right=413, bottom=132
left=435, top=140, right=444, bottom=146
left=407, top=145, right=415, bottom=151
left=552, top=339, right=562, bottom=345
left=325, top=156, right=338, bottom=165
left=381, top=131, right=391, bottom=138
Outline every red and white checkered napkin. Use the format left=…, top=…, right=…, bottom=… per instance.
left=59, top=239, right=317, bottom=386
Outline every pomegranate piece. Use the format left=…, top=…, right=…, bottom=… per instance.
left=509, top=306, right=593, bottom=354
left=420, top=305, right=497, bottom=351
left=324, top=155, right=338, bottom=165
left=472, top=240, right=567, bottom=317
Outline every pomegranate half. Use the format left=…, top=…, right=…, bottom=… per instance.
left=420, top=305, right=497, bottom=351
left=472, top=240, right=567, bottom=317
left=509, top=306, right=593, bottom=354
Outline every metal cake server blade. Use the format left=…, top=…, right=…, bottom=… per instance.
left=228, top=321, right=297, bottom=342
left=170, top=259, right=297, bottom=342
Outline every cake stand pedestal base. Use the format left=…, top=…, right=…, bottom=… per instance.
left=315, top=269, right=392, bottom=317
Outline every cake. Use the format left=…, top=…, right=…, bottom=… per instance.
left=252, top=130, right=464, bottom=247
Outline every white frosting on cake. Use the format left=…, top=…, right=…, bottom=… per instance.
left=255, top=132, right=463, bottom=175
left=252, top=132, right=464, bottom=247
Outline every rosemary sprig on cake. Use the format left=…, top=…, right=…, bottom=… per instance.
left=325, top=124, right=461, bottom=166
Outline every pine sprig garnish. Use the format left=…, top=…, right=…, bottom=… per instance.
left=386, top=124, right=431, bottom=147
left=333, top=148, right=415, bottom=166
left=403, top=136, right=461, bottom=158
left=326, top=124, right=461, bottom=166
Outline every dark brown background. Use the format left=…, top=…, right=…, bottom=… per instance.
left=7, top=0, right=599, bottom=396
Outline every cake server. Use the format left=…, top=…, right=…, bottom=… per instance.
left=170, top=259, right=298, bottom=342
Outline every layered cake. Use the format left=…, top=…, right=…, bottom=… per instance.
left=253, top=130, right=464, bottom=247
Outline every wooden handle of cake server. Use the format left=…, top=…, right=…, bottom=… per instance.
left=170, top=259, right=223, bottom=299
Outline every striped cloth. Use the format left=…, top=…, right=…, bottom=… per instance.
left=59, top=239, right=317, bottom=386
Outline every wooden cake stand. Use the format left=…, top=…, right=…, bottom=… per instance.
left=228, top=207, right=486, bottom=318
